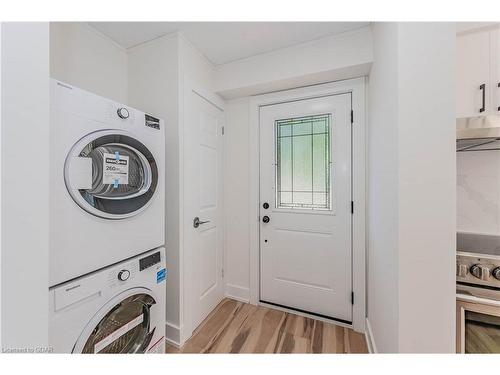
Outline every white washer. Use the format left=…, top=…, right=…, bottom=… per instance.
left=49, top=247, right=166, bottom=353
left=50, top=79, right=165, bottom=286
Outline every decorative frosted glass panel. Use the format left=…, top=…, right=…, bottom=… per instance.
left=276, top=114, right=331, bottom=210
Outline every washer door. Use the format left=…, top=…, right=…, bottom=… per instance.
left=74, top=290, right=157, bottom=354
left=65, top=130, right=158, bottom=219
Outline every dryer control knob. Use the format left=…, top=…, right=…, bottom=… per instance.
left=118, top=269, right=130, bottom=281
left=117, top=107, right=130, bottom=119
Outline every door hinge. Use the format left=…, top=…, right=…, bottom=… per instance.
left=351, top=201, right=354, bottom=214
left=222, top=268, right=224, bottom=278
left=351, top=110, right=354, bottom=124
left=351, top=291, right=354, bottom=305
left=221, top=126, right=225, bottom=135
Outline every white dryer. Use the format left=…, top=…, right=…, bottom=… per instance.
left=49, top=247, right=166, bottom=353
left=50, top=79, right=165, bottom=286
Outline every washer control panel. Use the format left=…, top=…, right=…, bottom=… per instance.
left=139, top=251, right=161, bottom=271
left=106, top=251, right=162, bottom=288
left=107, top=260, right=138, bottom=288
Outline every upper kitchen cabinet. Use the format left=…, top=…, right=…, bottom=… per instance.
left=492, top=28, right=500, bottom=114
left=456, top=29, right=491, bottom=118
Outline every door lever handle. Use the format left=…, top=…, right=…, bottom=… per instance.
left=193, top=217, right=210, bottom=228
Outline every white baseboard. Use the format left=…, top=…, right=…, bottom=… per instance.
left=224, top=284, right=250, bottom=303
left=165, top=321, right=180, bottom=347
left=365, top=318, right=378, bottom=354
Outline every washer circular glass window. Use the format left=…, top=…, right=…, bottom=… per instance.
left=65, top=130, right=158, bottom=219
left=80, top=293, right=156, bottom=354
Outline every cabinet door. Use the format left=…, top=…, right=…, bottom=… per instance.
left=492, top=28, right=500, bottom=115
left=456, top=31, right=491, bottom=118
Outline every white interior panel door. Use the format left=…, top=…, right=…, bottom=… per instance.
left=185, top=89, right=224, bottom=330
left=259, top=93, right=352, bottom=322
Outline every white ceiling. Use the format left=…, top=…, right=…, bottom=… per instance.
left=88, top=22, right=369, bottom=65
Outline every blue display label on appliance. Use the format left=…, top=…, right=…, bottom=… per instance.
left=157, top=268, right=166, bottom=283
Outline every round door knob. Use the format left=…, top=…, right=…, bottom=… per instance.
left=263, top=202, right=269, bottom=209
left=493, top=267, right=500, bottom=281
left=118, top=269, right=130, bottom=281
left=470, top=264, right=490, bottom=280
left=262, top=215, right=270, bottom=223
left=117, top=107, right=130, bottom=119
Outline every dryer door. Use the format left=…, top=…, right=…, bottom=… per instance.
left=74, top=290, right=157, bottom=354
left=65, top=130, right=159, bottom=219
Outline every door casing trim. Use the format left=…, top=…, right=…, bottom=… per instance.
left=248, top=78, right=367, bottom=333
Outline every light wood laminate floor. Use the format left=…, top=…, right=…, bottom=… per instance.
left=166, top=298, right=368, bottom=354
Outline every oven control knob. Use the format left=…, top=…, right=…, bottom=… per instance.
left=118, top=269, right=130, bottom=281
left=456, top=264, right=468, bottom=278
left=470, top=264, right=490, bottom=280
left=493, top=267, right=500, bottom=281
left=117, top=107, right=130, bottom=119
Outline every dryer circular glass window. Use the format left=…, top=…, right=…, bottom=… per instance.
left=80, top=293, right=156, bottom=354
left=64, top=130, right=159, bottom=219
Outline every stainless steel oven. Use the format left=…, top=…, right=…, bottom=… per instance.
left=456, top=232, right=500, bottom=353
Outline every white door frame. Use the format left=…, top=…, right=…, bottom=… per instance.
left=248, top=78, right=366, bottom=332
left=180, top=77, right=226, bottom=344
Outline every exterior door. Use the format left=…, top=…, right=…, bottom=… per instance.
left=259, top=93, right=353, bottom=322
left=185, top=89, right=225, bottom=331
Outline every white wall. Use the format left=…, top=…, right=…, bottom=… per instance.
left=1, top=22, right=50, bottom=351
left=397, top=23, right=456, bottom=353
left=178, top=34, right=214, bottom=91
left=50, top=23, right=128, bottom=103
left=215, top=26, right=373, bottom=99
left=127, top=33, right=180, bottom=344
left=0, top=22, right=2, bottom=350
left=368, top=22, right=456, bottom=353
left=223, top=98, right=251, bottom=301
left=367, top=22, right=400, bottom=353
left=128, top=32, right=216, bottom=346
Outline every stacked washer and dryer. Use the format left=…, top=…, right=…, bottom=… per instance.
left=49, top=80, right=166, bottom=353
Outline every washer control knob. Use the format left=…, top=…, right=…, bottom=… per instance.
left=117, top=107, right=130, bottom=119
left=118, top=269, right=130, bottom=281
left=470, top=264, right=490, bottom=281
left=493, top=267, right=500, bottom=281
